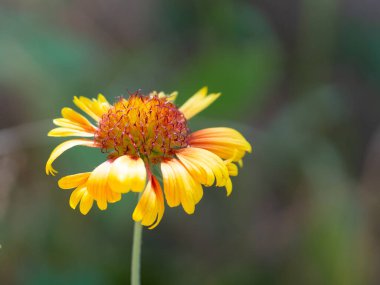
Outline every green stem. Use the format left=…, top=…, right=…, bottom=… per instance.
left=131, top=193, right=143, bottom=285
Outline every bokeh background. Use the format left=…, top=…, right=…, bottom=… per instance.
left=0, top=0, right=379, bottom=284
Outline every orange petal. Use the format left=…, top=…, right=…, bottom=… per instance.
left=108, top=155, right=146, bottom=193
left=132, top=175, right=165, bottom=229
left=179, top=87, right=221, bottom=120
left=58, top=172, right=91, bottom=189
left=45, top=139, right=96, bottom=176
left=190, top=127, right=251, bottom=162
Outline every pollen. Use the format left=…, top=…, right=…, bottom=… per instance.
left=95, top=93, right=190, bottom=163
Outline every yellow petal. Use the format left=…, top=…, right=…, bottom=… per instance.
left=45, top=139, right=96, bottom=176
left=176, top=147, right=229, bottom=187
left=106, top=187, right=121, bottom=203
left=108, top=155, right=146, bottom=193
left=91, top=94, right=111, bottom=117
left=178, top=147, right=234, bottom=196
left=58, top=172, right=91, bottom=189
left=104, top=172, right=122, bottom=204
left=79, top=191, right=94, bottom=215
left=69, top=185, right=86, bottom=209
left=132, top=184, right=153, bottom=222
left=53, top=118, right=90, bottom=131
left=176, top=151, right=214, bottom=186
left=96, top=199, right=107, bottom=211
left=168, top=160, right=196, bottom=214
left=48, top=127, right=94, bottom=137
left=157, top=91, right=178, bottom=102
left=191, top=144, right=247, bottom=162
left=97, top=93, right=110, bottom=108
left=86, top=160, right=121, bottom=211
left=68, top=184, right=94, bottom=214
left=225, top=178, right=233, bottom=196
left=87, top=160, right=112, bottom=210
left=148, top=187, right=165, bottom=229
left=179, top=87, right=221, bottom=120
left=226, top=162, right=238, bottom=176
left=160, top=161, right=181, bottom=207
left=73, top=96, right=102, bottom=122
left=61, top=107, right=96, bottom=131
left=190, top=127, right=251, bottom=162
left=163, top=159, right=204, bottom=214
left=132, top=175, right=165, bottom=229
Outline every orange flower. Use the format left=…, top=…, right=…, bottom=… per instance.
left=46, top=87, right=251, bottom=228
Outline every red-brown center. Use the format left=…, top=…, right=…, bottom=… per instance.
left=95, top=94, right=189, bottom=163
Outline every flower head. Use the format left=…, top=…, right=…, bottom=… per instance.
left=46, top=87, right=251, bottom=228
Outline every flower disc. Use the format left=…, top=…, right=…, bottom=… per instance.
left=95, top=94, right=189, bottom=163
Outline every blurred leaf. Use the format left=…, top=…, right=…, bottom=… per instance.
left=0, top=9, right=105, bottom=117
left=175, top=42, right=282, bottom=120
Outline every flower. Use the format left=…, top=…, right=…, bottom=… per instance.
left=46, top=87, right=251, bottom=229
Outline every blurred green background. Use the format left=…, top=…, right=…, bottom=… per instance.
left=0, top=0, right=379, bottom=284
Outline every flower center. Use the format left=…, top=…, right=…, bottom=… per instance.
left=95, top=94, right=190, bottom=163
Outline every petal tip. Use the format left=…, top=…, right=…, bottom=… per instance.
left=46, top=166, right=57, bottom=176
left=200, top=86, right=208, bottom=94
left=80, top=207, right=91, bottom=215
